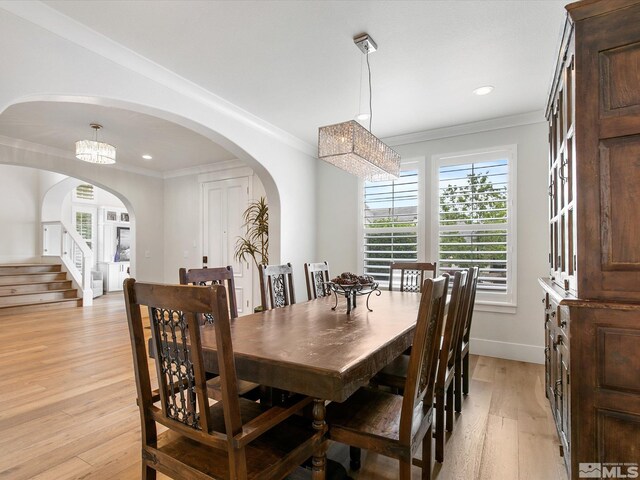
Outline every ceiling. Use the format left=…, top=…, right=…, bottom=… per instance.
left=0, top=102, right=236, bottom=172
left=1, top=1, right=568, bottom=172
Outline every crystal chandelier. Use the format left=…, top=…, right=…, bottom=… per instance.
left=318, top=34, right=400, bottom=181
left=75, top=124, right=116, bottom=164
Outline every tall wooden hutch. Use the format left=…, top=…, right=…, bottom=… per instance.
left=540, top=0, right=640, bottom=477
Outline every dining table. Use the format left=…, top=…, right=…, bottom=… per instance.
left=197, top=290, right=423, bottom=480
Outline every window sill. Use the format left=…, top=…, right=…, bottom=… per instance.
left=474, top=301, right=517, bottom=315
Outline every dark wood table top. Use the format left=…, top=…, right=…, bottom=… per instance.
left=199, top=291, right=421, bottom=402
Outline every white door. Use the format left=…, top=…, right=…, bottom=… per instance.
left=202, top=177, right=253, bottom=315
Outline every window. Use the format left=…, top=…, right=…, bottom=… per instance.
left=75, top=212, right=93, bottom=250
left=432, top=146, right=516, bottom=306
left=363, top=170, right=419, bottom=284
left=73, top=184, right=95, bottom=202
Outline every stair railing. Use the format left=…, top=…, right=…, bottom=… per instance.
left=41, top=220, right=93, bottom=306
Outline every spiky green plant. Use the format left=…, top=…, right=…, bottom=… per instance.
left=234, top=197, right=268, bottom=270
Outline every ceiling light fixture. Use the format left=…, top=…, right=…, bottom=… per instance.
left=75, top=124, right=116, bottom=164
left=473, top=85, right=494, bottom=96
left=142, top=154, right=153, bottom=160
left=318, top=33, right=400, bottom=181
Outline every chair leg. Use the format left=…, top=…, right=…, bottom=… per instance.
left=435, top=389, right=444, bottom=463
left=399, top=459, right=412, bottom=480
left=454, top=356, right=462, bottom=413
left=446, top=381, right=454, bottom=432
left=422, top=423, right=433, bottom=480
left=463, top=352, right=470, bottom=395
left=349, top=446, right=361, bottom=471
left=142, top=464, right=156, bottom=480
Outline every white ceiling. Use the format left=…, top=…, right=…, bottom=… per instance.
left=1, top=1, right=568, bottom=171
left=0, top=102, right=236, bottom=172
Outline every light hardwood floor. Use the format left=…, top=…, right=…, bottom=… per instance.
left=0, top=294, right=567, bottom=480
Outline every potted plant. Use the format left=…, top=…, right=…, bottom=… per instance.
left=234, top=197, right=268, bottom=311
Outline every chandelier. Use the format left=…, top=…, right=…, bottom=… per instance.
left=318, top=34, right=400, bottom=181
left=75, top=124, right=116, bottom=164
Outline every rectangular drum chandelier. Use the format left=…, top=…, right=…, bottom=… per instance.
left=318, top=33, right=400, bottom=181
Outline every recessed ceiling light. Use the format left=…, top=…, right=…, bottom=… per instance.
left=142, top=154, right=152, bottom=160
left=473, top=85, right=494, bottom=96
left=355, top=112, right=371, bottom=121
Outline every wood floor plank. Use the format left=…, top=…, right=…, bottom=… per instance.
left=477, top=414, right=520, bottom=479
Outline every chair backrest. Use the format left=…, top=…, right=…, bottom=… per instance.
left=437, top=270, right=468, bottom=379
left=304, top=261, right=331, bottom=300
left=179, top=266, right=238, bottom=319
left=259, top=263, right=295, bottom=310
left=398, top=275, right=448, bottom=444
left=388, top=262, right=437, bottom=293
left=124, top=279, right=241, bottom=453
left=460, top=267, right=479, bottom=343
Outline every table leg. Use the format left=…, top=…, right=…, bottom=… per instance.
left=312, top=398, right=327, bottom=480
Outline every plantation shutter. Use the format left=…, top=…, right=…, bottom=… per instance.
left=437, top=160, right=510, bottom=295
left=363, top=170, right=418, bottom=284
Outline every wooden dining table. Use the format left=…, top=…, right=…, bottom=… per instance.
left=198, top=290, right=422, bottom=480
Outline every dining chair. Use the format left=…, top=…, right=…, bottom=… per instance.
left=373, top=270, right=468, bottom=464
left=454, top=266, right=479, bottom=412
left=304, top=261, right=331, bottom=300
left=388, top=262, right=437, bottom=293
left=179, top=266, right=238, bottom=319
left=327, top=275, right=449, bottom=480
left=259, top=263, right=295, bottom=310
left=123, top=279, right=325, bottom=480
left=179, top=265, right=258, bottom=400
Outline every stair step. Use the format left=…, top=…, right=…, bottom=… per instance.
left=0, top=289, right=78, bottom=306
left=0, top=298, right=83, bottom=316
left=0, top=281, right=73, bottom=295
left=0, top=264, right=62, bottom=274
left=0, top=272, right=68, bottom=285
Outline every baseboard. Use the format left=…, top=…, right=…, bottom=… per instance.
left=470, top=338, right=544, bottom=364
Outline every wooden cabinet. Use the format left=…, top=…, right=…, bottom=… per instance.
left=541, top=1, right=640, bottom=478
left=98, top=261, right=130, bottom=292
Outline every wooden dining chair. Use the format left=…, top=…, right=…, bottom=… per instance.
left=259, top=263, right=295, bottom=310
left=304, top=261, right=331, bottom=300
left=454, top=266, right=479, bottom=412
left=327, top=275, right=449, bottom=480
left=373, top=270, right=468, bottom=464
left=388, top=262, right=437, bottom=293
left=124, top=279, right=325, bottom=480
left=179, top=265, right=258, bottom=400
left=179, top=266, right=238, bottom=319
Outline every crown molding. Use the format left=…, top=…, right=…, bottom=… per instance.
left=383, top=111, right=546, bottom=146
left=1, top=1, right=317, bottom=158
left=163, top=159, right=247, bottom=179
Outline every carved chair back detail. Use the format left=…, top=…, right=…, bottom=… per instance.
left=259, top=263, right=296, bottom=310
left=304, top=262, right=331, bottom=300
left=179, top=266, right=238, bottom=320
left=388, top=262, right=437, bottom=293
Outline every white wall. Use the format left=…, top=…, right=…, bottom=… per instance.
left=163, top=164, right=269, bottom=309
left=316, top=121, right=549, bottom=363
left=0, top=5, right=317, bottom=286
left=0, top=165, right=40, bottom=263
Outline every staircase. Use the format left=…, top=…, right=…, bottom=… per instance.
left=0, top=264, right=82, bottom=315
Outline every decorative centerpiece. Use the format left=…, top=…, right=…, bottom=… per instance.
left=326, top=272, right=381, bottom=314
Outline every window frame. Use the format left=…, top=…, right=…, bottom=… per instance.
left=431, top=145, right=517, bottom=310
